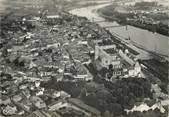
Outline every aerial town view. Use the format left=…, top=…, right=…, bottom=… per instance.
left=0, top=0, right=168, bottom=117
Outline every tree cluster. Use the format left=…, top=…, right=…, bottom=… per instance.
left=80, top=78, right=153, bottom=116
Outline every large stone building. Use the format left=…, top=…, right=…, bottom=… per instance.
left=94, top=39, right=123, bottom=78
left=95, top=40, right=122, bottom=68
left=92, top=39, right=142, bottom=79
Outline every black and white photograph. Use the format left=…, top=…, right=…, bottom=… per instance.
left=0, top=0, right=169, bottom=117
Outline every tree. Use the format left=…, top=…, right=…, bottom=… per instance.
left=1, top=48, right=8, bottom=57
left=109, top=64, right=113, bottom=71
left=109, top=103, right=123, bottom=116
left=104, top=110, right=111, bottom=117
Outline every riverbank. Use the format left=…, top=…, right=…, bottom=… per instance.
left=65, top=0, right=111, bottom=11
left=0, top=0, right=110, bottom=16
left=70, top=2, right=169, bottom=58
left=95, top=10, right=169, bottom=60
left=98, top=4, right=169, bottom=36
left=70, top=2, right=169, bottom=94
left=97, top=5, right=169, bottom=92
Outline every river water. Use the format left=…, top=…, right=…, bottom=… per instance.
left=69, top=4, right=169, bottom=58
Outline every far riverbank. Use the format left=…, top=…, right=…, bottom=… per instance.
left=98, top=4, right=169, bottom=36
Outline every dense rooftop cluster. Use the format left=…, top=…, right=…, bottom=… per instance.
left=0, top=3, right=168, bottom=117
left=0, top=7, right=113, bottom=117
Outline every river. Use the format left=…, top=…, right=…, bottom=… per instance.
left=69, top=3, right=169, bottom=60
